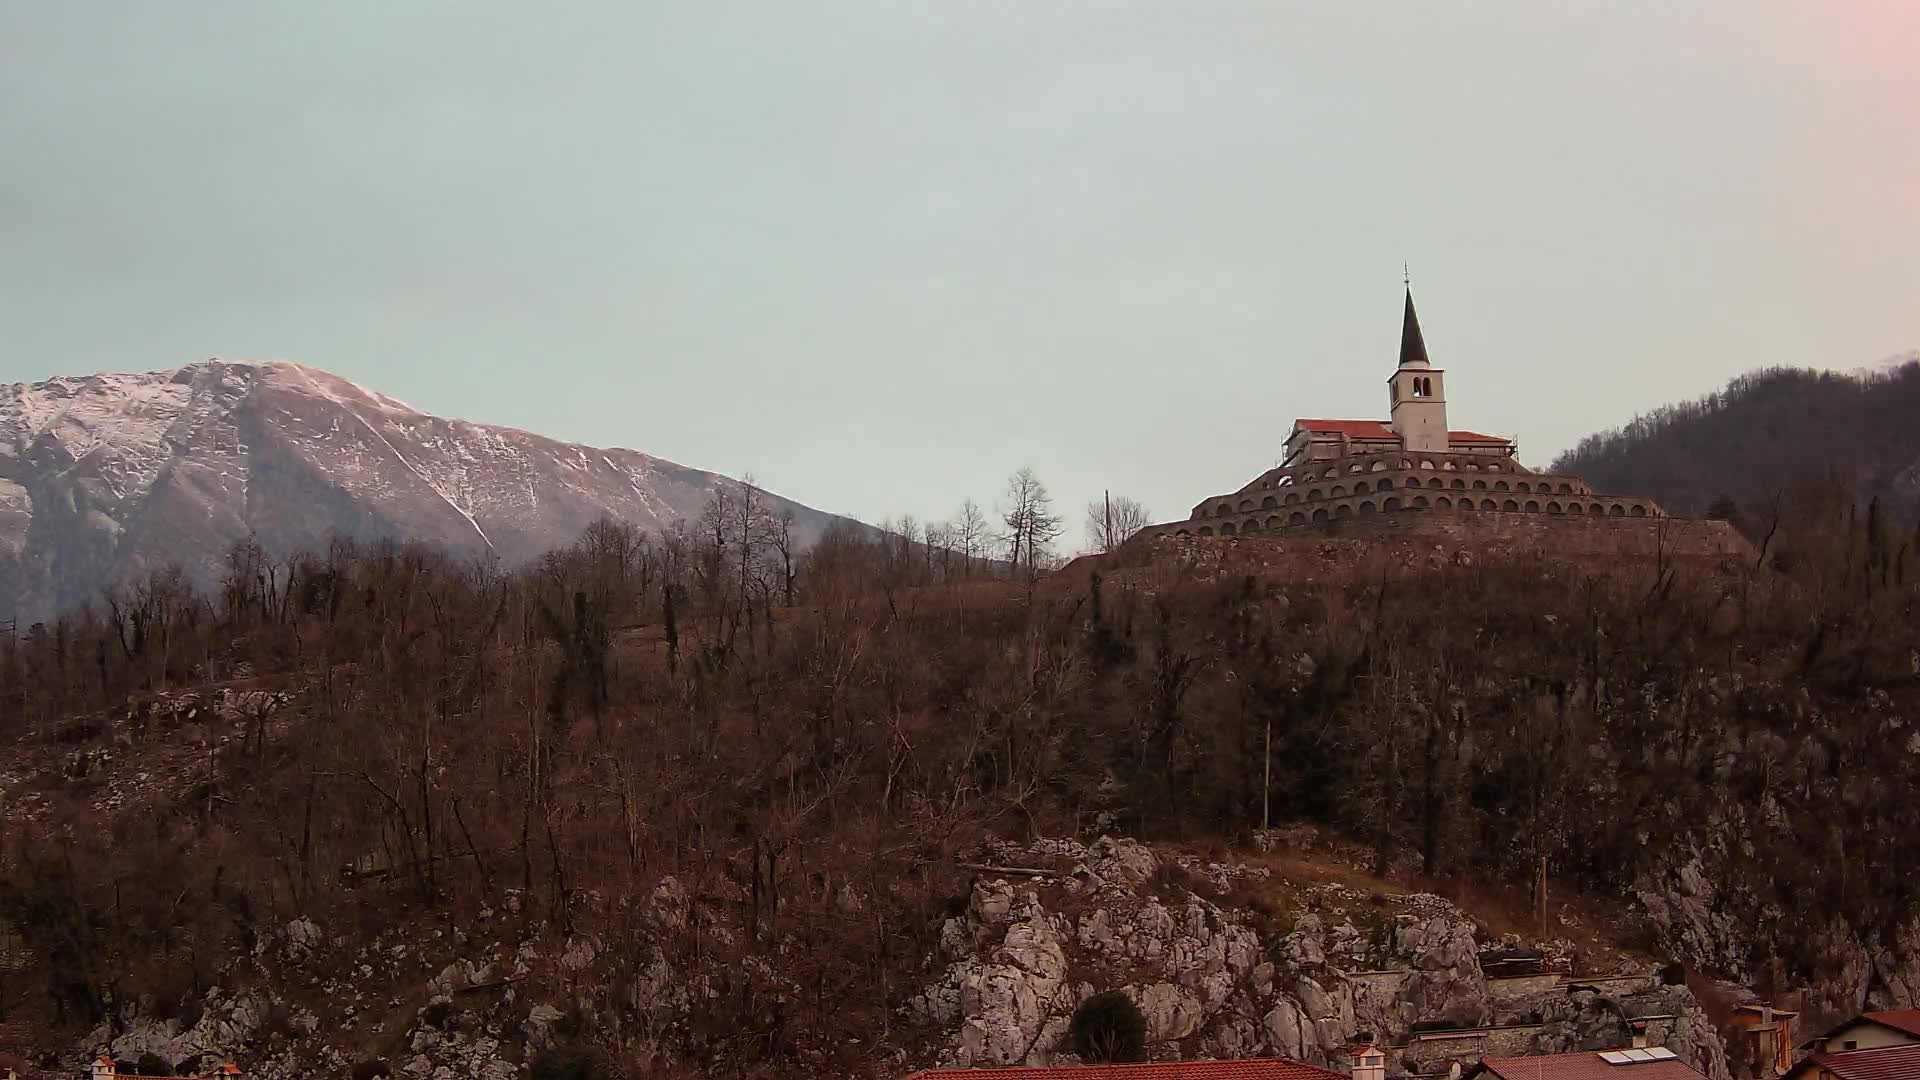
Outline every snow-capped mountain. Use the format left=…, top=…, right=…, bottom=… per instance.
left=0, top=359, right=850, bottom=623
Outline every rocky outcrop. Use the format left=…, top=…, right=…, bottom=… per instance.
left=914, top=837, right=1731, bottom=1080
left=1637, top=809, right=1920, bottom=1035
left=89, top=987, right=288, bottom=1072
left=69, top=837, right=1734, bottom=1080
left=915, top=880, right=1077, bottom=1065
left=1394, top=915, right=1489, bottom=1027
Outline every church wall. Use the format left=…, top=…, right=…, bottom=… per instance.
left=1142, top=510, right=1751, bottom=561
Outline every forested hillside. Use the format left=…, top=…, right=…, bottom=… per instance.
left=1551, top=357, right=1920, bottom=518
left=1, top=475, right=1919, bottom=1076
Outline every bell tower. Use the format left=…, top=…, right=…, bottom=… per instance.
left=1387, top=285, right=1448, bottom=452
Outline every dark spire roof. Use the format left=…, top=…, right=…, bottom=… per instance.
left=1399, top=286, right=1431, bottom=368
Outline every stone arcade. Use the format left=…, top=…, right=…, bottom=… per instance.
left=1142, top=287, right=1662, bottom=541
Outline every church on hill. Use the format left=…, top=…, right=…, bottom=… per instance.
left=1147, top=287, right=1665, bottom=539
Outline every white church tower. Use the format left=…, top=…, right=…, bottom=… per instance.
left=1387, top=285, right=1448, bottom=453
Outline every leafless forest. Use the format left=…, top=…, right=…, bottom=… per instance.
left=1552, top=359, right=1920, bottom=518
left=0, top=466, right=1917, bottom=1074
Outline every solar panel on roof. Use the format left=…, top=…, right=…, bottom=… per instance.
left=1597, top=1047, right=1681, bottom=1067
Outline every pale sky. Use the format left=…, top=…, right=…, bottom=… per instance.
left=3, top=3, right=1915, bottom=546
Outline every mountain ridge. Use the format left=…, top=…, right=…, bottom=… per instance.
left=1550, top=353, right=1920, bottom=519
left=0, top=358, right=851, bottom=623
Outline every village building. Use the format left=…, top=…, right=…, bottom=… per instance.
left=1800, top=1009, right=1920, bottom=1055
left=1727, top=1001, right=1800, bottom=1078
left=1780, top=1042, right=1920, bottom=1080
left=903, top=1055, right=1355, bottom=1080
left=90, top=1058, right=242, bottom=1080
left=1139, top=287, right=1663, bottom=541
left=1775, top=1009, right=1920, bottom=1079
left=1462, top=1047, right=1707, bottom=1080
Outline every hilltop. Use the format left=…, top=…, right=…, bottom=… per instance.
left=0, top=486, right=1914, bottom=1077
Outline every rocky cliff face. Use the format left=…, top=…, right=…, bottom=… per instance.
left=64, top=836, right=1732, bottom=1080
left=1638, top=818, right=1920, bottom=1035
left=0, top=360, right=848, bottom=622
left=909, top=837, right=1728, bottom=1079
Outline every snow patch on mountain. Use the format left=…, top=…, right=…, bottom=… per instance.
left=0, top=359, right=850, bottom=622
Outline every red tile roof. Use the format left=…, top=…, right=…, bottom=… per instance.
left=904, top=1060, right=1346, bottom=1080
left=1294, top=419, right=1399, bottom=439
left=1290, top=419, right=1511, bottom=446
left=1469, top=1050, right=1706, bottom=1080
left=1789, top=1043, right=1920, bottom=1080
left=1862, top=1009, right=1920, bottom=1038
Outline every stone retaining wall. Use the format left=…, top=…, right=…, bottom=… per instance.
left=1138, top=508, right=1751, bottom=561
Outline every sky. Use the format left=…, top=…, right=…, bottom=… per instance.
left=2, top=3, right=1916, bottom=547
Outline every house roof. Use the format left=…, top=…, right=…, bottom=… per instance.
left=1466, top=1049, right=1706, bottom=1080
left=1805, top=1009, right=1920, bottom=1048
left=1785, top=1043, right=1920, bottom=1080
left=1861, top=1009, right=1920, bottom=1038
left=903, top=1059, right=1346, bottom=1080
left=1290, top=419, right=1512, bottom=446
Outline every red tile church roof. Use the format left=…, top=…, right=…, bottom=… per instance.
left=1292, top=419, right=1511, bottom=445
left=1294, top=419, right=1399, bottom=439
left=905, top=1060, right=1345, bottom=1080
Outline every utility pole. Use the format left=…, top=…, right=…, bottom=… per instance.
left=1104, top=490, right=1112, bottom=553
left=1537, top=854, right=1549, bottom=936
left=1261, top=714, right=1272, bottom=831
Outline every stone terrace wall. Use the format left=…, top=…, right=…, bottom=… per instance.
left=1129, top=510, right=1750, bottom=563
left=1295, top=509, right=1753, bottom=560
left=1168, top=449, right=1649, bottom=540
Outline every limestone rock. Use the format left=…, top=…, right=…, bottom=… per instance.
left=95, top=986, right=264, bottom=1068
left=282, top=917, right=324, bottom=964
left=525, top=1004, right=565, bottom=1051
left=1086, top=836, right=1159, bottom=886
left=918, top=889, right=1071, bottom=1066
left=1134, top=982, right=1205, bottom=1041
left=1394, top=915, right=1489, bottom=1027
left=648, top=876, right=691, bottom=930
left=1262, top=998, right=1312, bottom=1059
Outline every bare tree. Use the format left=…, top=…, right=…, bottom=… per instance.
left=1085, top=492, right=1153, bottom=552
left=954, top=499, right=989, bottom=578
left=726, top=474, right=779, bottom=659
left=768, top=508, right=799, bottom=606
left=1001, top=467, right=1063, bottom=587
left=924, top=521, right=953, bottom=582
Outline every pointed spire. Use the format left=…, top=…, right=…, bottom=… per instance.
left=1398, top=285, right=1431, bottom=368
